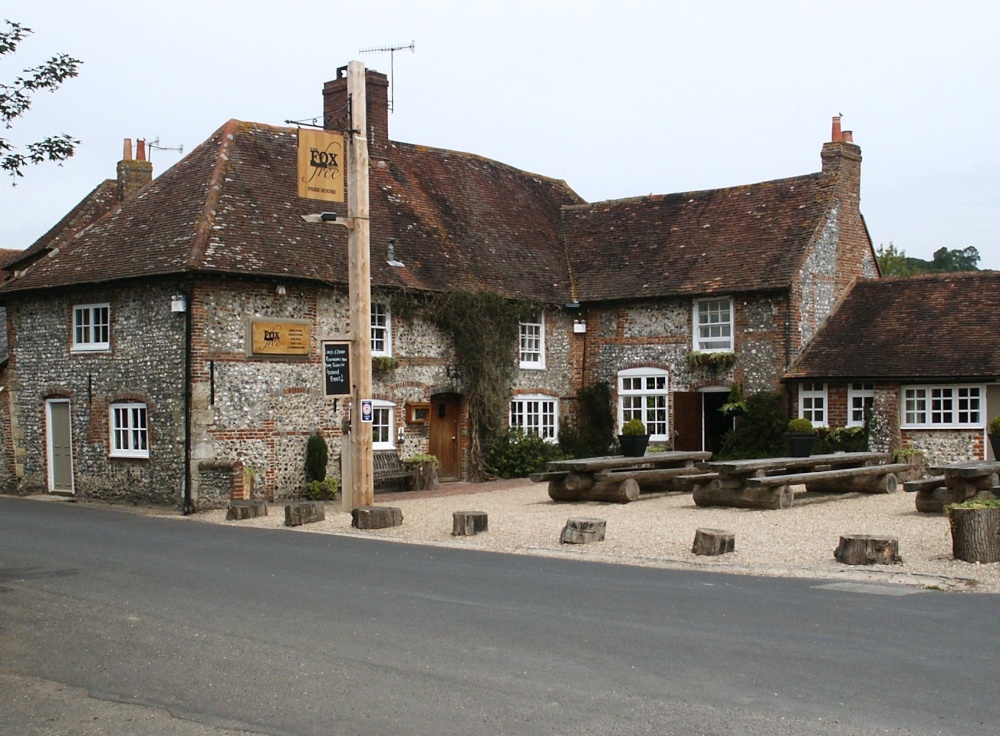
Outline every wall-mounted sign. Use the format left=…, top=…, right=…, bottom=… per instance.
left=250, top=320, right=310, bottom=356
left=297, top=128, right=345, bottom=203
left=322, top=341, right=351, bottom=397
left=360, top=399, right=373, bottom=423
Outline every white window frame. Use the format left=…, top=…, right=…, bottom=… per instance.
left=617, top=368, right=669, bottom=441
left=901, top=385, right=984, bottom=429
left=371, top=303, right=392, bottom=357
left=798, top=382, right=828, bottom=427
left=693, top=297, right=733, bottom=352
left=109, top=402, right=149, bottom=458
left=519, top=313, right=546, bottom=370
left=73, top=303, right=110, bottom=352
left=371, top=399, right=396, bottom=449
left=847, top=382, right=875, bottom=427
left=509, top=394, right=558, bottom=441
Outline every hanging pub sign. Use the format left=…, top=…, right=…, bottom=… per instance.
left=322, top=341, right=351, bottom=397
left=297, top=128, right=345, bottom=202
left=250, top=319, right=310, bottom=356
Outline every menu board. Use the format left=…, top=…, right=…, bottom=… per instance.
left=322, top=341, right=351, bottom=397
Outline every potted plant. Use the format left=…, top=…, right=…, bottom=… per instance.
left=783, top=418, right=816, bottom=457
left=988, top=416, right=1000, bottom=459
left=618, top=418, right=650, bottom=457
left=403, top=453, right=439, bottom=491
left=719, top=383, right=746, bottom=418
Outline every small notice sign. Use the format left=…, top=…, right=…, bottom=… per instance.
left=360, top=399, right=374, bottom=423
left=322, top=341, right=351, bottom=397
left=297, top=128, right=345, bottom=203
left=251, top=320, right=310, bottom=356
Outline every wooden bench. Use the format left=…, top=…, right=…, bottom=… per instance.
left=373, top=450, right=417, bottom=492
left=745, top=462, right=912, bottom=493
left=538, top=451, right=712, bottom=503
left=913, top=461, right=1000, bottom=513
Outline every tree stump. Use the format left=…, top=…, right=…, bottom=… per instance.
left=452, top=511, right=488, bottom=536
left=949, top=507, right=1000, bottom=563
left=284, top=501, right=325, bottom=527
left=560, top=517, right=606, bottom=544
left=227, top=499, right=267, bottom=521
left=351, top=506, right=403, bottom=530
left=692, top=528, right=735, bottom=556
left=834, top=535, right=900, bottom=565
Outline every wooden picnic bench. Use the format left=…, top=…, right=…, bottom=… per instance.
left=532, top=451, right=713, bottom=503
left=908, top=461, right=1000, bottom=513
left=696, top=452, right=898, bottom=510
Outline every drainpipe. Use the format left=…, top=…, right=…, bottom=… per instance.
left=785, top=290, right=793, bottom=418
left=181, top=282, right=195, bottom=514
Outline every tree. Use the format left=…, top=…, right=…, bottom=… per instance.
left=1, top=20, right=81, bottom=181
left=875, top=242, right=921, bottom=276
left=930, top=245, right=980, bottom=272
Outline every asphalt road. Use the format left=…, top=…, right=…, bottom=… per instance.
left=2, top=495, right=998, bottom=736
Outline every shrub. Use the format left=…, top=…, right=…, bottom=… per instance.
left=305, top=433, right=329, bottom=483
left=716, top=391, right=787, bottom=459
left=486, top=429, right=566, bottom=479
left=305, top=477, right=338, bottom=501
left=403, top=453, right=438, bottom=468
left=787, top=418, right=814, bottom=434
left=557, top=381, right=615, bottom=458
left=621, top=418, right=647, bottom=436
left=814, top=425, right=869, bottom=454
left=989, top=416, right=1000, bottom=435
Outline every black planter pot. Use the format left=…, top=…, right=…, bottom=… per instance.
left=783, top=432, right=816, bottom=458
left=989, top=434, right=1000, bottom=460
left=618, top=434, right=650, bottom=458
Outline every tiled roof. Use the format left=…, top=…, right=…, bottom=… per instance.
left=563, top=174, right=837, bottom=301
left=0, top=121, right=583, bottom=303
left=786, top=272, right=1000, bottom=381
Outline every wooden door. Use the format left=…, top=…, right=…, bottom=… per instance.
left=430, top=394, right=462, bottom=480
left=46, top=399, right=74, bottom=494
left=673, top=392, right=702, bottom=452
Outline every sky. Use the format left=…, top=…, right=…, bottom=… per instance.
left=3, top=0, right=999, bottom=269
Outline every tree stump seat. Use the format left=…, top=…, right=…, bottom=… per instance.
left=834, top=535, right=901, bottom=565
left=351, top=505, right=403, bottom=530
left=284, top=501, right=325, bottom=527
left=452, top=511, right=488, bottom=536
left=949, top=506, right=1000, bottom=563
left=227, top=499, right=268, bottom=521
left=560, top=517, right=606, bottom=544
left=692, top=528, right=735, bottom=556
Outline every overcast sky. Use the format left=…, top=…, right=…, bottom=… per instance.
left=3, top=0, right=998, bottom=269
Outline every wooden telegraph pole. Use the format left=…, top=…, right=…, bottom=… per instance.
left=346, top=60, right=374, bottom=509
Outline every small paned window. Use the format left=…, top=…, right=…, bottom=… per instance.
left=73, top=304, right=110, bottom=351
left=110, top=402, right=148, bottom=458
left=617, top=368, right=669, bottom=440
left=693, top=298, right=733, bottom=352
left=371, top=304, right=391, bottom=357
left=903, top=386, right=982, bottom=428
left=798, top=382, right=827, bottom=427
left=509, top=395, right=558, bottom=441
left=519, top=314, right=545, bottom=370
left=848, top=383, right=875, bottom=427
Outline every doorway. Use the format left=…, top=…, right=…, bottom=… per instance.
left=672, top=389, right=733, bottom=456
left=46, top=399, right=75, bottom=494
left=429, top=393, right=462, bottom=480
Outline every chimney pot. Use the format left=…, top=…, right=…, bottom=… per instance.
left=831, top=116, right=842, bottom=142
left=123, top=138, right=133, bottom=160
left=136, top=139, right=146, bottom=161
left=842, top=130, right=853, bottom=143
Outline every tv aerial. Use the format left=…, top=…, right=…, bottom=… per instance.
left=148, top=137, right=184, bottom=161
left=358, top=41, right=415, bottom=112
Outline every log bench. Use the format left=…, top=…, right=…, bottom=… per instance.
left=536, top=451, right=712, bottom=503
left=696, top=452, right=893, bottom=510
left=914, top=462, right=1000, bottom=513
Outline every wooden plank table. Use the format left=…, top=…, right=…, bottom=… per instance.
left=912, top=461, right=1000, bottom=513
left=534, top=451, right=713, bottom=503
left=696, top=452, right=896, bottom=510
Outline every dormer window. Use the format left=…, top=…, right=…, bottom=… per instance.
left=693, top=297, right=733, bottom=352
left=73, top=304, right=110, bottom=352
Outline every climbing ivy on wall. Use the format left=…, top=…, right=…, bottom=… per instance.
left=389, top=289, right=539, bottom=479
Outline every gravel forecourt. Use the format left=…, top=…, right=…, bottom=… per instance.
left=192, top=479, right=1000, bottom=594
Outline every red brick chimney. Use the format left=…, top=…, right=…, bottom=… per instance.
left=322, top=66, right=390, bottom=155
left=116, top=138, right=153, bottom=202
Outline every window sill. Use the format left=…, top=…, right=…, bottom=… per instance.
left=109, top=452, right=150, bottom=460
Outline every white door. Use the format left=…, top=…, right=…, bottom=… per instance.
left=46, top=399, right=74, bottom=494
